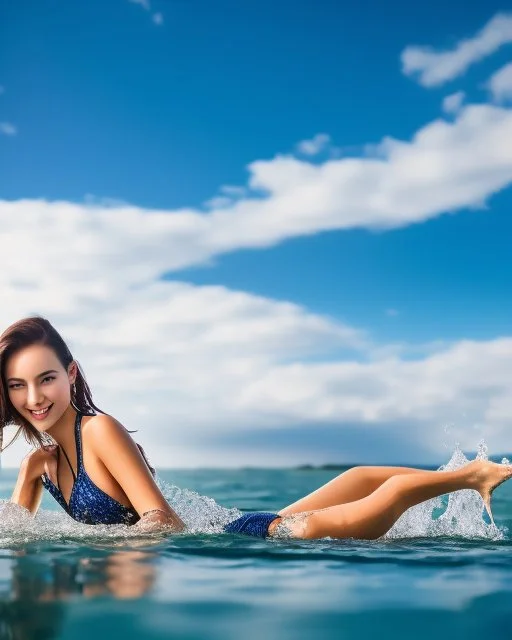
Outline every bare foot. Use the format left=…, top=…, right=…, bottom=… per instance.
left=466, top=459, right=512, bottom=524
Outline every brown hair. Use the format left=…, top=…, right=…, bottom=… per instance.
left=0, top=316, right=155, bottom=476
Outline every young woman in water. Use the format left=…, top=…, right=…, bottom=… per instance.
left=1, top=317, right=511, bottom=540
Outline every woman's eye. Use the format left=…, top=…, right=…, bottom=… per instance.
left=8, top=376, right=55, bottom=390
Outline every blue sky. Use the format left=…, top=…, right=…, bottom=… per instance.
left=1, top=1, right=512, bottom=468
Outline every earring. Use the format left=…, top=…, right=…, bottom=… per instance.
left=72, top=383, right=76, bottom=398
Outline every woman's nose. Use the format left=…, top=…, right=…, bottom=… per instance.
left=27, top=385, right=44, bottom=406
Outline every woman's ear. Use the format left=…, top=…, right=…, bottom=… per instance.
left=68, top=360, right=78, bottom=385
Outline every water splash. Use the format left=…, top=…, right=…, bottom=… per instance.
left=382, top=443, right=507, bottom=542
left=0, top=474, right=241, bottom=546
left=153, top=476, right=241, bottom=534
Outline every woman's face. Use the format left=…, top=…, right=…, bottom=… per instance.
left=5, top=344, right=77, bottom=432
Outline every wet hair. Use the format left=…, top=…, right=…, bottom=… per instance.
left=0, top=316, right=155, bottom=476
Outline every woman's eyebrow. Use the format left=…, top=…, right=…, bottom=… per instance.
left=7, top=369, right=59, bottom=382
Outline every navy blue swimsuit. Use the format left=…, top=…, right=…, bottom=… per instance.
left=41, top=411, right=140, bottom=526
left=41, top=411, right=281, bottom=537
left=223, top=511, right=281, bottom=538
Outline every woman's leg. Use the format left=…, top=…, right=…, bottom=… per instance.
left=269, top=460, right=512, bottom=540
left=277, top=465, right=436, bottom=516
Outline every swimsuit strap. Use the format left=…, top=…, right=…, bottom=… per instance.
left=59, top=445, right=77, bottom=483
left=58, top=411, right=82, bottom=483
left=74, top=410, right=84, bottom=469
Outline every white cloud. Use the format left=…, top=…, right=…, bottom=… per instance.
left=2, top=104, right=512, bottom=273
left=487, top=61, right=512, bottom=103
left=1, top=247, right=511, bottom=469
left=402, top=13, right=512, bottom=87
left=220, top=185, right=246, bottom=197
left=3, top=101, right=512, bottom=469
left=297, top=133, right=331, bottom=156
left=0, top=272, right=367, bottom=468
left=203, top=195, right=233, bottom=209
left=1, top=198, right=512, bottom=469
left=205, top=186, right=246, bottom=209
left=234, top=339, right=512, bottom=430
left=127, top=0, right=163, bottom=24
left=442, top=91, right=466, bottom=114
left=128, top=0, right=151, bottom=10
left=0, top=122, right=17, bottom=136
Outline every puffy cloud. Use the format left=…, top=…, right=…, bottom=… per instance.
left=1, top=260, right=510, bottom=469
left=402, top=13, right=512, bottom=87
left=0, top=273, right=367, bottom=468
left=487, top=62, right=512, bottom=103
left=3, top=104, right=512, bottom=274
left=442, top=91, right=466, bottom=114
left=1, top=196, right=511, bottom=470
left=234, top=339, right=512, bottom=428
left=296, top=133, right=331, bottom=156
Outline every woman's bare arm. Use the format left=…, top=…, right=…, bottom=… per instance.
left=85, top=414, right=185, bottom=533
left=10, top=463, right=44, bottom=514
left=9, top=446, right=59, bottom=515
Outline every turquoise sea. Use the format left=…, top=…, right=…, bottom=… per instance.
left=1, top=453, right=512, bottom=639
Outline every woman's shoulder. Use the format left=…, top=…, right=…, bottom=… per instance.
left=80, top=413, right=130, bottom=457
left=82, top=412, right=125, bottom=434
left=82, top=413, right=156, bottom=477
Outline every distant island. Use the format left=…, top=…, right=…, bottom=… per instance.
left=294, top=463, right=437, bottom=471
left=294, top=455, right=512, bottom=471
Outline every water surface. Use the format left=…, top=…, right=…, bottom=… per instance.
left=1, top=452, right=511, bottom=639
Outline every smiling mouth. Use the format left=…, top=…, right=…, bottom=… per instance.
left=30, top=404, right=53, bottom=417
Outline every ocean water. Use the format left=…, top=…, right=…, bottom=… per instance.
left=1, top=449, right=512, bottom=639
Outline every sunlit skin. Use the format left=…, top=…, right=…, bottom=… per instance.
left=6, top=344, right=185, bottom=531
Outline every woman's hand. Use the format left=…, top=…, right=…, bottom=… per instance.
left=132, top=508, right=186, bottom=534
left=22, top=445, right=59, bottom=486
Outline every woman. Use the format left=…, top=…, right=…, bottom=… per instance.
left=1, top=317, right=511, bottom=540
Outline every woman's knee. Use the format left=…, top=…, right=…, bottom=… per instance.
left=339, top=465, right=369, bottom=482
left=377, top=475, right=408, bottom=514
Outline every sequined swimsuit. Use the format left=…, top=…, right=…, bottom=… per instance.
left=224, top=511, right=282, bottom=538
left=41, top=411, right=282, bottom=536
left=41, top=411, right=140, bottom=526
